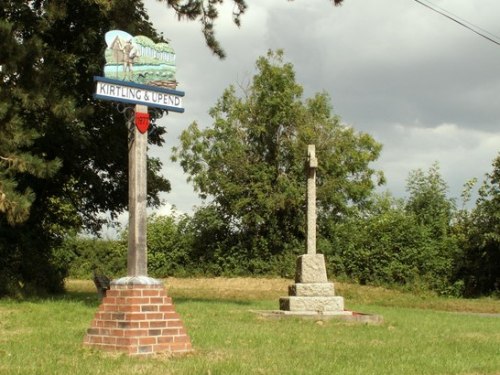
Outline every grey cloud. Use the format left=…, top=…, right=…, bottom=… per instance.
left=142, top=0, right=500, bottom=211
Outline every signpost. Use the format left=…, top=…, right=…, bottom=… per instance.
left=128, top=104, right=149, bottom=277
left=92, top=78, right=184, bottom=279
left=84, top=30, right=192, bottom=356
left=94, top=77, right=184, bottom=113
left=91, top=31, right=185, bottom=279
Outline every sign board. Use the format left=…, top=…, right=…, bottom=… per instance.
left=94, top=30, right=185, bottom=112
left=94, top=76, right=184, bottom=112
left=104, top=30, right=177, bottom=89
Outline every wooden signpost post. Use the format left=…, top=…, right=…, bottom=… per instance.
left=128, top=104, right=148, bottom=277
left=84, top=31, right=191, bottom=356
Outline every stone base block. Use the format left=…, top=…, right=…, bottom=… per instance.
left=279, top=296, right=344, bottom=312
left=289, top=282, right=335, bottom=297
left=295, top=254, right=328, bottom=283
left=83, top=277, right=192, bottom=356
left=253, top=310, right=384, bottom=324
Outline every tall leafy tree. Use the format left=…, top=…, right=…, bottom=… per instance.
left=457, top=154, right=500, bottom=296
left=403, top=163, right=461, bottom=293
left=405, top=162, right=455, bottom=238
left=173, top=50, right=383, bottom=270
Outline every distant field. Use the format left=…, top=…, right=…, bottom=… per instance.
left=1, top=278, right=499, bottom=375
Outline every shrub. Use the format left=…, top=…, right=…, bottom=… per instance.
left=53, top=236, right=126, bottom=279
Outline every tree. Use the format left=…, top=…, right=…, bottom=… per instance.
left=327, top=187, right=463, bottom=294
left=0, top=0, right=346, bottom=295
left=0, top=110, right=61, bottom=225
left=0, top=0, right=172, bottom=295
left=405, top=162, right=455, bottom=238
left=404, top=163, right=461, bottom=293
left=457, top=154, right=500, bottom=296
left=173, top=50, right=383, bottom=271
left=328, top=194, right=441, bottom=288
left=146, top=214, right=192, bottom=277
left=157, top=0, right=344, bottom=58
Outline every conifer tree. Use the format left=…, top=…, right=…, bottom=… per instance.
left=0, top=0, right=170, bottom=295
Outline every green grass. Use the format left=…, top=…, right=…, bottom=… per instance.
left=1, top=278, right=499, bottom=375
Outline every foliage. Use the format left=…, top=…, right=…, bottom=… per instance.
left=176, top=205, right=238, bottom=275
left=405, top=162, right=455, bottom=238
left=0, top=119, right=61, bottom=225
left=57, top=158, right=496, bottom=297
left=52, top=235, right=127, bottom=279
left=455, top=154, right=500, bottom=296
left=58, top=214, right=192, bottom=279
left=0, top=219, right=68, bottom=297
left=146, top=214, right=192, bottom=277
left=173, top=50, right=384, bottom=273
left=0, top=0, right=171, bottom=296
left=326, top=190, right=461, bottom=295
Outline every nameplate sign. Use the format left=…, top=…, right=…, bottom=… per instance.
left=94, top=76, right=184, bottom=113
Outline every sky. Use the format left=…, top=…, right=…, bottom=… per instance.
left=139, top=0, right=500, bottom=217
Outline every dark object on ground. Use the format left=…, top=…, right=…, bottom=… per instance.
left=92, top=270, right=110, bottom=300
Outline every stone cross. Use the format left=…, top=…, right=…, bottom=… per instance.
left=277, top=143, right=349, bottom=316
left=127, top=104, right=148, bottom=276
left=306, top=144, right=318, bottom=255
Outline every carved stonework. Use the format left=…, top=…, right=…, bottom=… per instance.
left=279, top=145, right=348, bottom=315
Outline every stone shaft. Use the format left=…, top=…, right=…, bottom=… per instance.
left=306, top=144, right=317, bottom=255
left=295, top=254, right=328, bottom=283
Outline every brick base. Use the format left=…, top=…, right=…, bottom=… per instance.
left=83, top=277, right=192, bottom=355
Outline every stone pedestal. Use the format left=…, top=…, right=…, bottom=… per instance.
left=279, top=254, right=349, bottom=315
left=295, top=254, right=328, bottom=283
left=84, top=277, right=191, bottom=356
left=268, top=144, right=380, bottom=321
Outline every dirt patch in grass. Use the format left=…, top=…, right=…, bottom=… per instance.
left=165, top=277, right=290, bottom=300
left=66, top=279, right=96, bottom=293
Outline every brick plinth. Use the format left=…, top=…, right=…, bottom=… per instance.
left=84, top=279, right=191, bottom=355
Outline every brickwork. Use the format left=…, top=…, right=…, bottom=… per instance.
left=83, top=282, right=192, bottom=355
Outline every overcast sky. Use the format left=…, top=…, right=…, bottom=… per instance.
left=141, top=0, right=500, bottom=216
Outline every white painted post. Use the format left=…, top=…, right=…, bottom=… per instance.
left=306, top=144, right=318, bottom=255
left=127, top=104, right=148, bottom=276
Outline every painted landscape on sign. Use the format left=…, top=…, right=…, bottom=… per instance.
left=104, top=30, right=177, bottom=89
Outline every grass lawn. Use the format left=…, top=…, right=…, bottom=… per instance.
left=0, top=278, right=499, bottom=374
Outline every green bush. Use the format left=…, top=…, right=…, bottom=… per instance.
left=0, top=219, right=67, bottom=297
left=53, top=236, right=127, bottom=279
left=324, top=201, right=460, bottom=295
left=146, top=214, right=192, bottom=277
